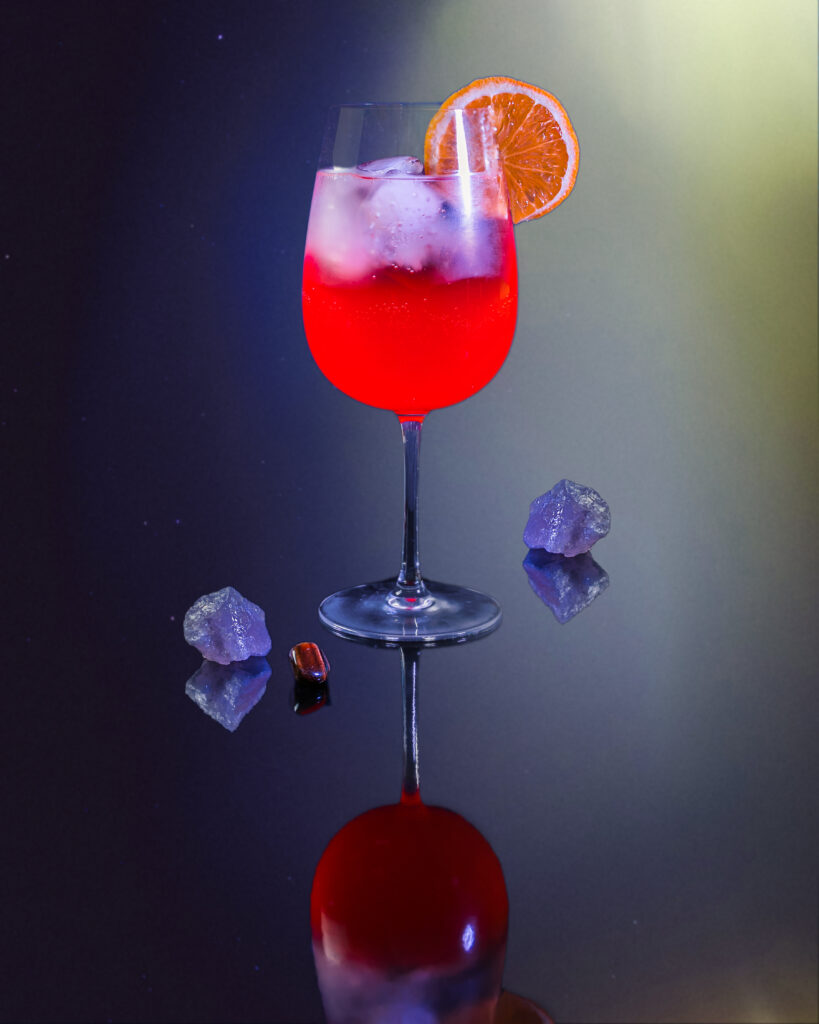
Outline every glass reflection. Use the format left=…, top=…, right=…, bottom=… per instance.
left=311, top=642, right=539, bottom=1023
left=184, top=656, right=270, bottom=731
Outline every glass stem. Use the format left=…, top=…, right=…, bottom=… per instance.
left=400, top=646, right=421, bottom=804
left=394, top=417, right=429, bottom=601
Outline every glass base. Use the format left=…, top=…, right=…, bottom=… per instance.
left=318, top=578, right=502, bottom=646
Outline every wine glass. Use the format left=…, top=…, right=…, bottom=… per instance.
left=311, top=644, right=509, bottom=1022
left=302, top=103, right=518, bottom=643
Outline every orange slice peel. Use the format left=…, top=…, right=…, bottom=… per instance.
left=424, top=76, right=579, bottom=224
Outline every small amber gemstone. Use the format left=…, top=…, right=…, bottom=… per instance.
left=289, top=641, right=330, bottom=683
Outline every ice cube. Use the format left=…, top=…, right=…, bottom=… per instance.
left=442, top=213, right=503, bottom=281
left=362, top=176, right=453, bottom=271
left=305, top=172, right=375, bottom=281
left=357, top=155, right=424, bottom=176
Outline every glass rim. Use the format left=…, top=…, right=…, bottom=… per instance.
left=326, top=101, right=492, bottom=115
left=328, top=101, right=442, bottom=110
left=318, top=103, right=498, bottom=173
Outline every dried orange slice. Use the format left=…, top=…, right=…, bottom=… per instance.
left=424, top=77, right=579, bottom=223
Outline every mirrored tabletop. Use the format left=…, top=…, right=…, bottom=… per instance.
left=4, top=3, right=817, bottom=1022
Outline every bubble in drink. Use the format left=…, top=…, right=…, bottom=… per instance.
left=303, top=171, right=375, bottom=281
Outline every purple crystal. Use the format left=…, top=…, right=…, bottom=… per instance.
left=523, top=479, right=610, bottom=556
left=185, top=656, right=271, bottom=731
left=523, top=548, right=609, bottom=623
left=183, top=586, right=272, bottom=665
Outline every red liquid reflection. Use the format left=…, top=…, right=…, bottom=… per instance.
left=309, top=647, right=552, bottom=1022
left=311, top=797, right=508, bottom=1023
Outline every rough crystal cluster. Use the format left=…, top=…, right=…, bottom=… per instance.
left=183, top=586, right=272, bottom=665
left=185, top=657, right=271, bottom=731
left=523, top=548, right=610, bottom=624
left=523, top=479, right=610, bottom=557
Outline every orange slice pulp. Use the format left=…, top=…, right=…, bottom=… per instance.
left=424, top=76, right=579, bottom=224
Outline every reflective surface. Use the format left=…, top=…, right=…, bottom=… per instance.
left=5, top=2, right=817, bottom=1023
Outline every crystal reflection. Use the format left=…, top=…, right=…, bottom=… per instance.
left=293, top=673, right=330, bottom=715
left=523, top=546, right=609, bottom=623
left=184, top=656, right=270, bottom=731
left=311, top=641, right=551, bottom=1024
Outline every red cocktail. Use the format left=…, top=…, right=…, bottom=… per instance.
left=303, top=169, right=517, bottom=418
left=302, top=104, right=516, bottom=642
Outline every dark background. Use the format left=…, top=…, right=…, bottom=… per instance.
left=3, top=2, right=817, bottom=1022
